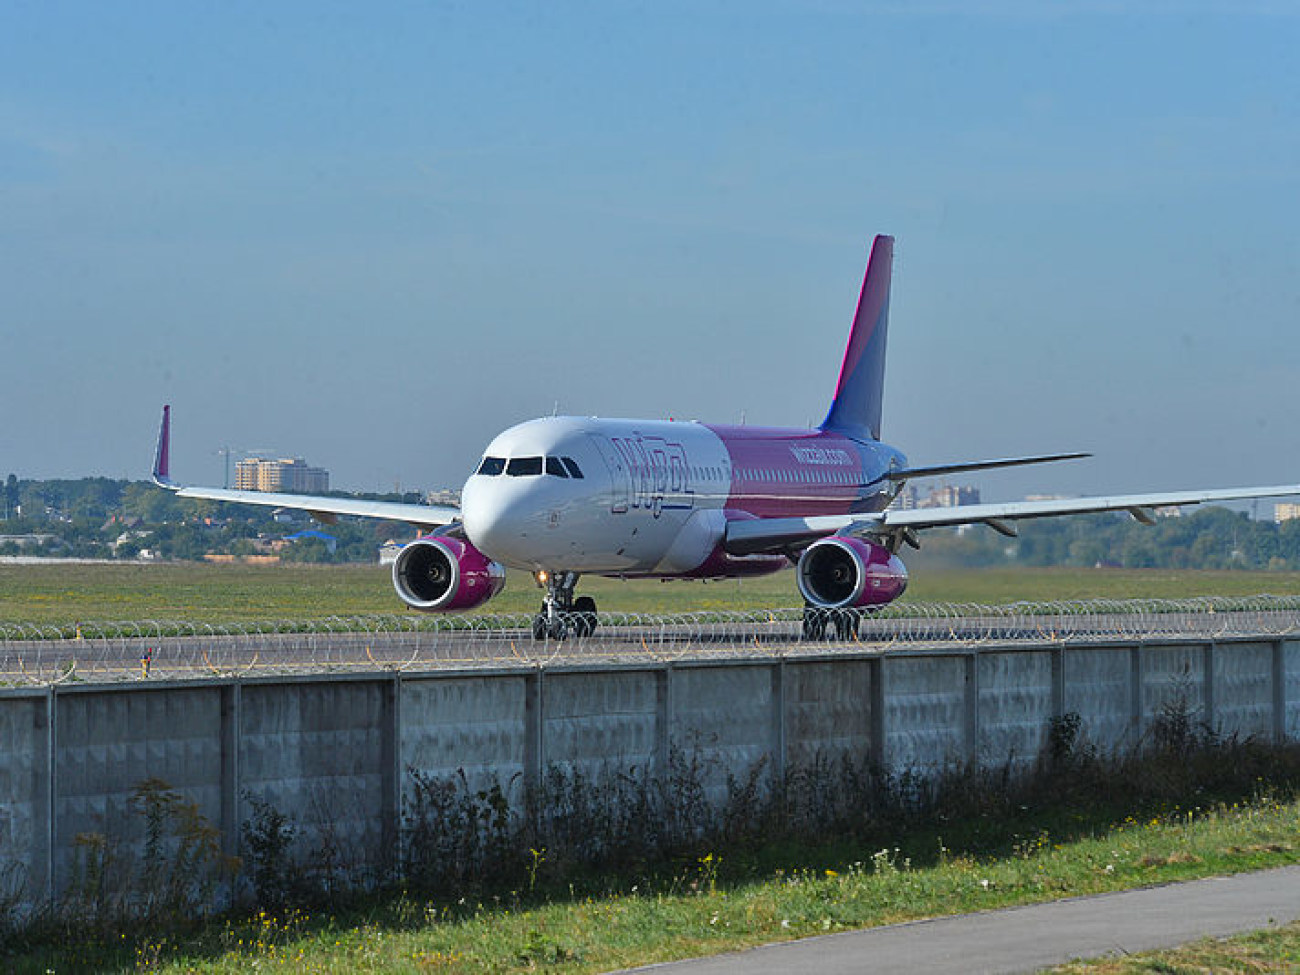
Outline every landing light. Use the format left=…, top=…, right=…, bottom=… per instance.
left=535, top=570, right=549, bottom=587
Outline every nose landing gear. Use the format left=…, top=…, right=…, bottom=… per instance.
left=531, top=571, right=599, bottom=640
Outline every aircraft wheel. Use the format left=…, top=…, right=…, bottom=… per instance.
left=801, top=607, right=827, bottom=641
left=833, top=609, right=860, bottom=641
left=573, top=596, right=598, bottom=637
left=531, top=613, right=548, bottom=641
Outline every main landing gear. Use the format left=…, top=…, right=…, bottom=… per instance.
left=531, top=570, right=599, bottom=641
left=801, top=605, right=861, bottom=642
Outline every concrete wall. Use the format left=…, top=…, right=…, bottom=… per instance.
left=0, top=691, right=45, bottom=909
left=55, top=685, right=226, bottom=898
left=238, top=679, right=392, bottom=883
left=1063, top=647, right=1136, bottom=752
left=978, top=650, right=1055, bottom=771
left=2, top=635, right=1297, bottom=918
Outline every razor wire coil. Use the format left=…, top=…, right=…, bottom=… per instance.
left=3, top=595, right=1300, bottom=685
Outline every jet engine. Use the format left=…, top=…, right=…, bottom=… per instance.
left=392, top=536, right=506, bottom=612
left=796, top=536, right=908, bottom=609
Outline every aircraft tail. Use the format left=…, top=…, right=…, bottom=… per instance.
left=820, top=234, right=893, bottom=441
left=152, top=405, right=174, bottom=487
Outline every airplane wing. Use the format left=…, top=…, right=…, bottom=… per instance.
left=885, top=451, right=1091, bottom=482
left=724, top=483, right=1300, bottom=556
left=151, top=406, right=459, bottom=530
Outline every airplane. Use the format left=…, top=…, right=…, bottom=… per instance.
left=152, top=235, right=1300, bottom=640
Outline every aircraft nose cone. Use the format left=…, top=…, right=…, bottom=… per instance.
left=461, top=478, right=534, bottom=563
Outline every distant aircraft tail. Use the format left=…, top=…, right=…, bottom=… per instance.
left=152, top=405, right=174, bottom=487
left=820, top=234, right=893, bottom=441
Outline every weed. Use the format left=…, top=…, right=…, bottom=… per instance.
left=1046, top=711, right=1084, bottom=769
left=130, top=778, right=238, bottom=923
left=526, top=848, right=546, bottom=893
left=0, top=860, right=26, bottom=935
left=516, top=928, right=579, bottom=965
left=61, top=779, right=235, bottom=930
left=65, top=830, right=119, bottom=925
left=695, top=852, right=720, bottom=894
left=241, top=792, right=299, bottom=909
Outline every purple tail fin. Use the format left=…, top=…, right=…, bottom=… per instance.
left=820, top=235, right=893, bottom=441
left=152, top=405, right=173, bottom=486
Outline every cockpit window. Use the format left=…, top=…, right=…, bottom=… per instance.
left=561, top=457, right=584, bottom=479
left=477, top=456, right=506, bottom=476
left=545, top=456, right=569, bottom=478
left=506, top=456, right=544, bottom=476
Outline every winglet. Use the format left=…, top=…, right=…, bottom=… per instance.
left=821, top=234, right=893, bottom=441
left=152, top=405, right=176, bottom=488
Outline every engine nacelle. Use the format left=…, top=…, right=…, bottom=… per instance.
left=392, top=536, right=506, bottom=613
left=796, top=536, right=908, bottom=609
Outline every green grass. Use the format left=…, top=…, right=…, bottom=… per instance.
left=1049, top=921, right=1300, bottom=973
left=7, top=561, right=1300, bottom=626
left=8, top=795, right=1300, bottom=973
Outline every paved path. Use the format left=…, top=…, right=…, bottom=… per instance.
left=620, top=865, right=1300, bottom=974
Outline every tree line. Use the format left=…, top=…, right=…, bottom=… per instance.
left=4, top=475, right=1300, bottom=569
left=0, top=475, right=421, bottom=563
left=918, top=505, right=1300, bottom=570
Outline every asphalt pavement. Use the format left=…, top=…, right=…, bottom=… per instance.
left=618, top=865, right=1300, bottom=974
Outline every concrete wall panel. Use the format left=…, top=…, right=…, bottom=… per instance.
left=1063, top=648, right=1134, bottom=752
left=883, top=655, right=966, bottom=772
left=784, top=660, right=873, bottom=768
left=1285, top=641, right=1300, bottom=740
left=54, top=686, right=224, bottom=889
left=979, top=651, right=1053, bottom=769
left=1143, top=645, right=1206, bottom=731
left=401, top=675, right=527, bottom=796
left=240, top=681, right=386, bottom=874
left=671, top=664, right=774, bottom=805
left=542, top=671, right=658, bottom=778
left=1213, top=643, right=1272, bottom=739
left=0, top=693, right=46, bottom=913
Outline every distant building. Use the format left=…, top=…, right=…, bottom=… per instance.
left=283, top=529, right=337, bottom=554
left=927, top=484, right=980, bottom=508
left=235, top=457, right=329, bottom=494
left=889, top=484, right=980, bottom=510
left=1276, top=502, right=1300, bottom=524
left=0, top=533, right=59, bottom=548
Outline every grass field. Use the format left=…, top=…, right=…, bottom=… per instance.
left=6, top=561, right=1300, bottom=626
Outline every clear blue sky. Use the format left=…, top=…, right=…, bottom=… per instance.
left=2, top=2, right=1297, bottom=501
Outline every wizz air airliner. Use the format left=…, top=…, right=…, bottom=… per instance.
left=153, top=236, right=1300, bottom=639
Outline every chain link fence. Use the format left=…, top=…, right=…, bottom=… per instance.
left=3, top=595, right=1300, bottom=685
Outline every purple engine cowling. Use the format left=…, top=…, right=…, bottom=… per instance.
left=796, top=536, right=908, bottom=609
left=392, top=536, right=507, bottom=612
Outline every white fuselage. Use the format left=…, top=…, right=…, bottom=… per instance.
left=459, top=415, right=901, bottom=579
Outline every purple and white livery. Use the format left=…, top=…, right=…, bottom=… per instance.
left=154, top=236, right=1300, bottom=639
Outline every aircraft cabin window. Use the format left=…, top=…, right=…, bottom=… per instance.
left=506, top=457, right=544, bottom=476
left=477, top=457, right=506, bottom=476
left=561, top=457, right=584, bottom=478
left=545, top=456, right=569, bottom=478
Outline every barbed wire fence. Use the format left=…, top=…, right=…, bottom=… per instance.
left=3, top=596, right=1300, bottom=685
